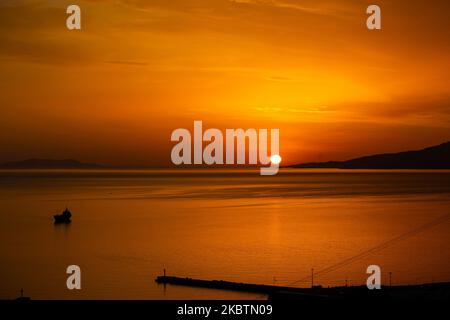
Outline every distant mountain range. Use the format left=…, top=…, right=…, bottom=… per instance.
left=0, top=158, right=103, bottom=169
left=2, top=141, right=450, bottom=169
left=291, top=141, right=450, bottom=169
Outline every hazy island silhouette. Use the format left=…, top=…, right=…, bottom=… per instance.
left=1, top=141, right=450, bottom=170
left=0, top=158, right=103, bottom=169
left=291, top=141, right=450, bottom=169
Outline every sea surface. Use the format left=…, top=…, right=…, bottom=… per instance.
left=0, top=169, right=449, bottom=299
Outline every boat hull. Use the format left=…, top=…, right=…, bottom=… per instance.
left=53, top=215, right=71, bottom=224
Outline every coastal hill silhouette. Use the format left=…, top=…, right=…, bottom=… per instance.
left=0, top=158, right=102, bottom=169
left=292, top=141, right=450, bottom=169
left=2, top=141, right=450, bottom=170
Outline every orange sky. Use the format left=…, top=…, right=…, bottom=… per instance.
left=0, top=0, right=449, bottom=166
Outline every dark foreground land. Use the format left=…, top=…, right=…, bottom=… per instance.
left=156, top=275, right=450, bottom=301
left=2, top=280, right=448, bottom=319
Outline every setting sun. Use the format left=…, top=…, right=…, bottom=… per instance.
left=270, top=154, right=282, bottom=165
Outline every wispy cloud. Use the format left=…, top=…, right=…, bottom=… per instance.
left=265, top=76, right=294, bottom=82
left=229, top=0, right=358, bottom=17
left=106, top=60, right=149, bottom=66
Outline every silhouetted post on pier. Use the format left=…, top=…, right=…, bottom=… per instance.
left=164, top=268, right=166, bottom=277
left=389, top=272, right=392, bottom=287
left=311, top=268, right=314, bottom=288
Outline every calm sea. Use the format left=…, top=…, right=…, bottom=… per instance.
left=0, top=169, right=449, bottom=299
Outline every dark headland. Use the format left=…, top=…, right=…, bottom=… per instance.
left=291, top=141, right=450, bottom=169
left=0, top=158, right=103, bottom=169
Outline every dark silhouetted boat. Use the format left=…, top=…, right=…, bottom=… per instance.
left=53, top=208, right=72, bottom=224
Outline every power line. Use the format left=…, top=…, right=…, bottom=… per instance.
left=287, top=212, right=450, bottom=287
